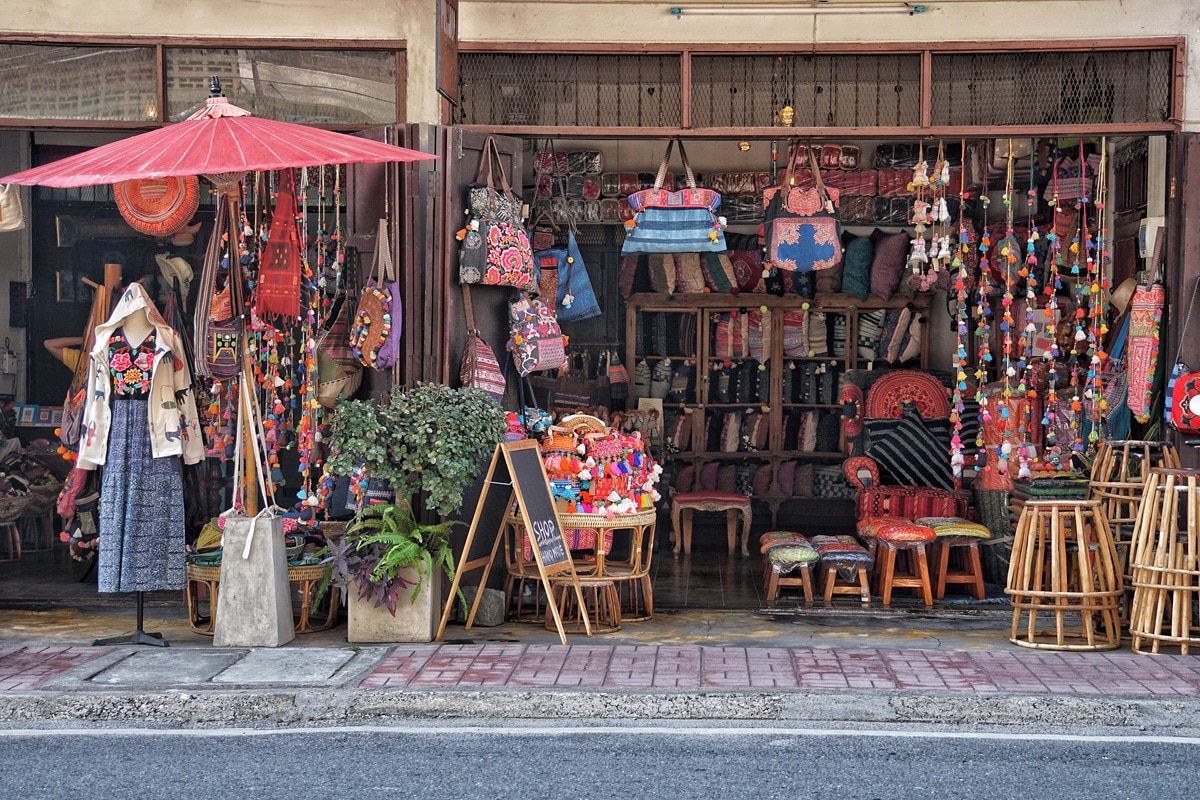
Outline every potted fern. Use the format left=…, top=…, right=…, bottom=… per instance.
left=320, top=382, right=507, bottom=642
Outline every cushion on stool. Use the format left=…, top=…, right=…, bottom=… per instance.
left=915, top=516, right=991, bottom=539
left=811, top=534, right=875, bottom=567
left=872, top=519, right=936, bottom=543
left=856, top=516, right=912, bottom=539
left=674, top=490, right=751, bottom=505
left=767, top=544, right=819, bottom=572
left=760, top=531, right=810, bottom=554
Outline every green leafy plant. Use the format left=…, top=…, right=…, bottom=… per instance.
left=326, top=382, right=507, bottom=516
left=319, top=383, right=506, bottom=615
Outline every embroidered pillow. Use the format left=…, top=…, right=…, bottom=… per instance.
left=865, top=409, right=955, bottom=491
left=869, top=229, right=909, bottom=301
left=699, top=461, right=720, bottom=491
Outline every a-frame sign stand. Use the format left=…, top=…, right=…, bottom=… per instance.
left=436, top=440, right=590, bottom=644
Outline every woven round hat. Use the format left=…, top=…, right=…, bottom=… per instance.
left=113, top=176, right=201, bottom=237
left=1109, top=277, right=1138, bottom=317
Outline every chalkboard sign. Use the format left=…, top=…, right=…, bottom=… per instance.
left=436, top=440, right=587, bottom=643
left=504, top=442, right=569, bottom=572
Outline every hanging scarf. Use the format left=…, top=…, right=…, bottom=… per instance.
left=255, top=169, right=303, bottom=321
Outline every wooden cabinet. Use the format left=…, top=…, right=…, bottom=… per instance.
left=626, top=291, right=933, bottom=525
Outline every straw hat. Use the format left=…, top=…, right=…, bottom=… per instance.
left=1109, top=277, right=1138, bottom=317
left=155, top=254, right=194, bottom=297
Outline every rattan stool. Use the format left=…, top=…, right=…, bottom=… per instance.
left=1128, top=468, right=1200, bottom=655
left=1006, top=499, right=1122, bottom=651
left=185, top=563, right=221, bottom=634
left=185, top=561, right=337, bottom=635
left=546, top=577, right=622, bottom=635
left=1089, top=440, right=1181, bottom=622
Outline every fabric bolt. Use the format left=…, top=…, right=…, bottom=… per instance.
left=98, top=397, right=186, bottom=593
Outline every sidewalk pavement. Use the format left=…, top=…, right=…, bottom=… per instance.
left=3, top=605, right=1200, bottom=732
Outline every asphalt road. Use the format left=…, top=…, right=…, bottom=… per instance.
left=2, top=722, right=1196, bottom=799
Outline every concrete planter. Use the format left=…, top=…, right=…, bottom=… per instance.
left=346, top=556, right=441, bottom=643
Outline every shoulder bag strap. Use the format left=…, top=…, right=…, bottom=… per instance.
left=674, top=139, right=699, bottom=189
left=807, top=146, right=832, bottom=210
left=488, top=137, right=517, bottom=199
left=783, top=140, right=803, bottom=187
left=373, top=218, right=395, bottom=283
left=462, top=282, right=479, bottom=334
left=652, top=140, right=675, bottom=190
left=474, top=135, right=495, bottom=187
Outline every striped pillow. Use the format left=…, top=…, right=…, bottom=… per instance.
left=864, top=409, right=955, bottom=491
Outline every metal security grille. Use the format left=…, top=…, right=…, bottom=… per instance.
left=930, top=50, right=1172, bottom=127
left=458, top=53, right=681, bottom=128
left=690, top=54, right=921, bottom=128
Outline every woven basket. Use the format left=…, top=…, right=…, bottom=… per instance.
left=974, top=486, right=1012, bottom=585
left=23, top=482, right=61, bottom=517
left=0, top=494, right=32, bottom=525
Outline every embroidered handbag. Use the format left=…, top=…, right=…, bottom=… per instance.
left=556, top=229, right=602, bottom=322
left=1166, top=277, right=1200, bottom=434
left=621, top=139, right=726, bottom=255
left=508, top=292, right=567, bottom=377
left=459, top=285, right=506, bottom=402
left=762, top=144, right=843, bottom=272
left=349, top=228, right=395, bottom=369
left=459, top=137, right=535, bottom=290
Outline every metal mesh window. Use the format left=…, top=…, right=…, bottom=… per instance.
left=690, top=54, right=921, bottom=129
left=931, top=50, right=1172, bottom=127
left=0, top=44, right=157, bottom=122
left=458, top=54, right=681, bottom=128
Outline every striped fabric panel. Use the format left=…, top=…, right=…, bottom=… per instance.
left=864, top=411, right=955, bottom=491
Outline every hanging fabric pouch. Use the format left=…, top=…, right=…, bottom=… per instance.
left=557, top=229, right=602, bottom=322
left=762, top=143, right=843, bottom=272
left=508, top=291, right=568, bottom=376
left=459, top=283, right=506, bottom=402
left=621, top=139, right=726, bottom=255
left=367, top=220, right=402, bottom=369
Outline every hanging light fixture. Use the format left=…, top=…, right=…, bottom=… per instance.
left=669, top=4, right=928, bottom=16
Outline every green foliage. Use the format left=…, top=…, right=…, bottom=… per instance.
left=326, top=382, right=507, bottom=517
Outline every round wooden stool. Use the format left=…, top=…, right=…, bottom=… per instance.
left=546, top=578, right=622, bottom=634
left=1128, top=468, right=1200, bottom=655
left=1006, top=499, right=1122, bottom=651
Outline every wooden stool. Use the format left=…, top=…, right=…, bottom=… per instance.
left=1128, top=468, right=1200, bottom=655
left=761, top=535, right=819, bottom=606
left=1006, top=499, right=1122, bottom=651
left=876, top=540, right=934, bottom=607
left=916, top=517, right=992, bottom=601
left=932, top=537, right=987, bottom=600
left=811, top=535, right=875, bottom=605
left=546, top=578, right=622, bottom=634
left=671, top=491, right=752, bottom=556
left=1089, top=440, right=1180, bottom=622
left=764, top=561, right=815, bottom=605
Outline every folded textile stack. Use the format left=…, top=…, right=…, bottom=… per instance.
left=1007, top=473, right=1090, bottom=517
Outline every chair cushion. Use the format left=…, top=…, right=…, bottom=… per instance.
left=856, top=516, right=913, bottom=539
left=674, top=490, right=751, bottom=505
left=870, top=519, right=936, bottom=543
left=759, top=530, right=809, bottom=549
left=766, top=544, right=819, bottom=565
left=915, top=516, right=992, bottom=539
left=864, top=409, right=955, bottom=492
left=811, top=534, right=875, bottom=567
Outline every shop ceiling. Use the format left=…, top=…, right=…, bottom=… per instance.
left=457, top=39, right=1182, bottom=139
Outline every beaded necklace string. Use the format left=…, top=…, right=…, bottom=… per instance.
left=1017, top=138, right=1039, bottom=478
left=1066, top=139, right=1090, bottom=456
left=974, top=157, right=994, bottom=468
left=949, top=138, right=971, bottom=478
left=1040, top=145, right=1065, bottom=468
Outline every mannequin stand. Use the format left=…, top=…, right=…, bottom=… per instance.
left=93, top=591, right=168, bottom=647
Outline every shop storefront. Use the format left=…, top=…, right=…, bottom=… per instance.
left=2, top=2, right=1199, bottom=640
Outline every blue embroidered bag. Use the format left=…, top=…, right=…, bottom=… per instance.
left=621, top=139, right=726, bottom=255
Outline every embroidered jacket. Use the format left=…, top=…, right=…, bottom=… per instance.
left=77, top=282, right=205, bottom=469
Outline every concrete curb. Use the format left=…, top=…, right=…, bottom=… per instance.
left=1, top=688, right=1197, bottom=732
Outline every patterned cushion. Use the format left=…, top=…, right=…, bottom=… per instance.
left=915, top=516, right=992, bottom=539
left=869, top=230, right=909, bottom=301
left=767, top=544, right=820, bottom=565
left=871, top=519, right=936, bottom=543
left=864, top=409, right=955, bottom=492
left=856, top=515, right=913, bottom=539
left=841, top=234, right=873, bottom=300
left=813, top=464, right=855, bottom=499
left=760, top=531, right=811, bottom=553
left=811, top=534, right=875, bottom=566
left=865, top=415, right=952, bottom=452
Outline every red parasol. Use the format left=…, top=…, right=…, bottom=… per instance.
left=0, top=77, right=435, bottom=188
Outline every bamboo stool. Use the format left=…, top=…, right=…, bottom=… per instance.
left=1005, top=499, right=1122, bottom=651
left=546, top=577, right=622, bottom=634
left=1089, top=440, right=1180, bottom=618
left=1128, top=468, right=1200, bottom=655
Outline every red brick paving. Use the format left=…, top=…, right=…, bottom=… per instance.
left=5, top=643, right=1200, bottom=698
left=0, top=645, right=105, bottom=690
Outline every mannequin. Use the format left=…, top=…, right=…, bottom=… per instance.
left=76, top=281, right=205, bottom=646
